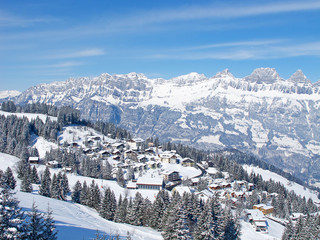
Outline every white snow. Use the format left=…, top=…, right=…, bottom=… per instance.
left=0, top=110, right=57, bottom=122
left=0, top=90, right=21, bottom=99
left=243, top=165, right=319, bottom=202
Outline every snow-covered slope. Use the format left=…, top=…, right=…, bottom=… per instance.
left=0, top=110, right=57, bottom=122
left=14, top=68, right=320, bottom=183
left=0, top=152, right=162, bottom=240
left=243, top=165, right=319, bottom=202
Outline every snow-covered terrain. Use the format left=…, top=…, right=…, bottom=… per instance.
left=14, top=68, right=320, bottom=183
left=243, top=165, right=319, bottom=202
left=0, top=152, right=162, bottom=240
left=0, top=110, right=57, bottom=122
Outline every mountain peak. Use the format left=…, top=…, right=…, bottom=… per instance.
left=245, top=67, right=281, bottom=84
left=214, top=68, right=234, bottom=79
left=113, top=72, right=148, bottom=80
left=171, top=72, right=207, bottom=84
left=288, top=70, right=311, bottom=85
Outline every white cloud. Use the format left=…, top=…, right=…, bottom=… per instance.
left=47, top=48, right=105, bottom=59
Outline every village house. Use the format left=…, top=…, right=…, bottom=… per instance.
left=159, top=152, right=177, bottom=164
left=46, top=160, right=60, bottom=168
left=253, top=204, right=274, bottom=215
left=136, top=177, right=164, bottom=190
left=245, top=209, right=269, bottom=233
left=181, top=157, right=195, bottom=167
left=124, top=149, right=138, bottom=160
left=127, top=138, right=144, bottom=150
left=112, top=142, right=125, bottom=151
left=28, top=156, right=39, bottom=164
left=162, top=170, right=180, bottom=182
left=196, top=189, right=215, bottom=201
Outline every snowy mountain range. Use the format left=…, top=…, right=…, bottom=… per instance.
left=10, top=68, right=320, bottom=183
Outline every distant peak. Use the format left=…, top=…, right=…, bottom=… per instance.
left=0, top=90, right=21, bottom=99
left=171, top=72, right=207, bottom=83
left=114, top=72, right=148, bottom=80
left=214, top=69, right=234, bottom=78
left=288, top=70, right=311, bottom=84
left=245, top=67, right=281, bottom=84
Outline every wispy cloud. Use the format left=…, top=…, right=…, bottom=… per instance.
left=146, top=40, right=320, bottom=60
left=0, top=10, right=58, bottom=27
left=113, top=1, right=320, bottom=28
left=46, top=48, right=106, bottom=59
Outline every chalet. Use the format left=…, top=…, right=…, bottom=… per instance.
left=89, top=136, right=101, bottom=141
left=253, top=204, right=274, bottom=215
left=209, top=184, right=221, bottom=190
left=112, top=142, right=125, bottom=151
left=124, top=149, right=138, bottom=160
left=46, top=160, right=60, bottom=168
left=137, top=155, right=148, bottom=163
left=162, top=170, right=180, bottom=182
left=245, top=209, right=269, bottom=233
left=144, top=148, right=155, bottom=155
left=112, top=155, right=121, bottom=161
left=159, top=152, right=177, bottom=164
left=28, top=156, right=39, bottom=164
left=62, top=167, right=73, bottom=173
left=127, top=138, right=144, bottom=150
left=196, top=189, right=214, bottom=201
left=181, top=158, right=195, bottom=167
left=136, top=177, right=164, bottom=190
left=112, top=149, right=121, bottom=156
left=190, top=178, right=199, bottom=186
left=99, top=150, right=110, bottom=158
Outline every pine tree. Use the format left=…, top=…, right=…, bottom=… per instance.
left=71, top=180, right=82, bottom=203
left=42, top=205, right=58, bottom=240
left=50, top=173, right=59, bottom=199
left=31, top=165, right=40, bottom=184
left=116, top=168, right=125, bottom=187
left=100, top=187, right=116, bottom=221
left=87, top=180, right=101, bottom=209
left=3, top=167, right=16, bottom=189
left=26, top=202, right=45, bottom=240
left=0, top=187, right=27, bottom=239
left=39, top=167, right=51, bottom=197
left=194, top=201, right=215, bottom=240
left=21, top=174, right=33, bottom=193
left=114, top=195, right=128, bottom=223
left=80, top=181, right=89, bottom=205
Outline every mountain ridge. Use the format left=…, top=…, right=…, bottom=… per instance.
left=9, top=67, right=320, bottom=184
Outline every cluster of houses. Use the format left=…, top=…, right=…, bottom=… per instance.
left=29, top=131, right=279, bottom=234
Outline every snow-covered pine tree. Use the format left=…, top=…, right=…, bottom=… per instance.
left=2, top=167, right=16, bottom=190
left=150, top=190, right=167, bottom=229
left=87, top=180, right=101, bottom=210
left=193, top=200, right=215, bottom=240
left=20, top=174, right=33, bottom=193
left=50, top=173, right=59, bottom=199
left=25, top=202, right=45, bottom=240
left=116, top=168, right=125, bottom=187
left=42, top=205, right=58, bottom=240
left=39, top=167, right=51, bottom=197
left=71, top=180, right=82, bottom=203
left=0, top=187, right=27, bottom=239
left=100, top=187, right=116, bottom=221
left=80, top=180, right=89, bottom=206
left=282, top=219, right=294, bottom=240
left=114, top=195, right=128, bottom=223
left=30, top=165, right=40, bottom=184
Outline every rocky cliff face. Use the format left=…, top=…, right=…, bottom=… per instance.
left=15, top=68, right=320, bottom=183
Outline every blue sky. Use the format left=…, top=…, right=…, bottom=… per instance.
left=1, top=0, right=320, bottom=91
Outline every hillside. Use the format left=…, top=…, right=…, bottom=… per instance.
left=13, top=68, right=320, bottom=184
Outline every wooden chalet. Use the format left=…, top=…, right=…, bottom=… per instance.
left=28, top=156, right=39, bottom=164
left=181, top=158, right=195, bottom=167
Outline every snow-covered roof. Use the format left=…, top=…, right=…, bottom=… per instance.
left=136, top=177, right=163, bottom=186
left=246, top=209, right=266, bottom=221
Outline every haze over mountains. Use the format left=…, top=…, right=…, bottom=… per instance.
left=5, top=68, right=320, bottom=183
